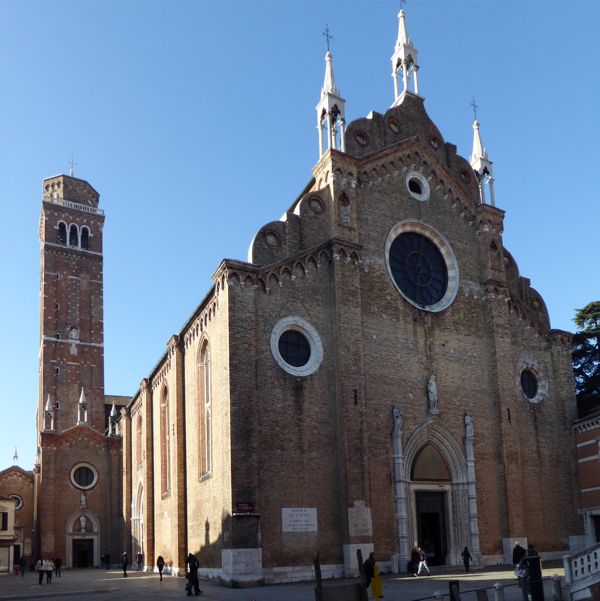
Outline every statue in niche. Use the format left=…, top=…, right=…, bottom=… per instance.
left=79, top=515, right=87, bottom=533
left=80, top=492, right=87, bottom=508
left=392, top=406, right=403, bottom=434
left=427, top=375, right=439, bottom=416
left=465, top=413, right=474, bottom=438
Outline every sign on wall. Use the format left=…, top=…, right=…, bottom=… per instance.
left=282, top=507, right=318, bottom=532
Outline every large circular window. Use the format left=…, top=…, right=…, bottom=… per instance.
left=9, top=495, right=23, bottom=510
left=385, top=221, right=459, bottom=312
left=71, top=464, right=98, bottom=490
left=270, top=317, right=323, bottom=377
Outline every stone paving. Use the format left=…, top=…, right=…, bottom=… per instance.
left=0, top=564, right=564, bottom=601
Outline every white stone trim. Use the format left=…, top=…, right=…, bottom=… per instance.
left=405, top=171, right=431, bottom=201
left=384, top=220, right=459, bottom=313
left=270, top=316, right=323, bottom=377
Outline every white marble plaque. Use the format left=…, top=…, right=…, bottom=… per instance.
left=348, top=500, right=372, bottom=537
left=282, top=507, right=318, bottom=532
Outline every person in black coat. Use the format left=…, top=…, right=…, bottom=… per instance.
left=461, top=547, right=473, bottom=572
left=186, top=553, right=202, bottom=596
left=363, top=552, right=376, bottom=589
left=411, top=544, right=420, bottom=576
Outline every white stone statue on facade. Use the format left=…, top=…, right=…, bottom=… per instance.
left=79, top=515, right=87, bottom=533
left=80, top=492, right=87, bottom=508
left=465, top=412, right=474, bottom=438
left=427, top=375, right=439, bottom=416
left=392, top=406, right=403, bottom=434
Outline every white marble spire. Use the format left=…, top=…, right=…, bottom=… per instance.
left=77, top=387, right=88, bottom=424
left=391, top=7, right=420, bottom=104
left=316, top=44, right=346, bottom=157
left=470, top=119, right=496, bottom=206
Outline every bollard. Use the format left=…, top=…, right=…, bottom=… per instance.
left=552, top=575, right=562, bottom=601
left=494, top=581, right=505, bottom=601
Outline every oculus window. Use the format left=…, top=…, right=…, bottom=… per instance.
left=70, top=464, right=98, bottom=490
left=270, top=317, right=323, bottom=377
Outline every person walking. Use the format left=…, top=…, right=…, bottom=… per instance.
left=54, top=557, right=62, bottom=577
left=18, top=556, right=26, bottom=577
left=363, top=552, right=376, bottom=590
left=185, top=552, right=201, bottom=596
left=121, top=552, right=128, bottom=577
left=43, top=558, right=54, bottom=583
left=410, top=544, right=420, bottom=576
left=461, top=546, right=473, bottom=572
left=136, top=551, right=143, bottom=571
left=35, top=559, right=43, bottom=585
left=156, top=555, right=165, bottom=581
left=417, top=547, right=430, bottom=576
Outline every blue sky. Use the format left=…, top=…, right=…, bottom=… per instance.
left=1, top=0, right=598, bottom=468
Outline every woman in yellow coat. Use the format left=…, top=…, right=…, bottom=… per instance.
left=371, top=562, right=383, bottom=599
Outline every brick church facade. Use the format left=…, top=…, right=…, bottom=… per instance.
left=0, top=7, right=584, bottom=578
left=119, top=8, right=581, bottom=584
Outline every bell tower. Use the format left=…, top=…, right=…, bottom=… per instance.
left=38, top=174, right=105, bottom=433
left=35, top=173, right=123, bottom=567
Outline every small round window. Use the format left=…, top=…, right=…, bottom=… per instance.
left=270, top=317, right=323, bottom=377
left=405, top=171, right=430, bottom=201
left=71, top=464, right=98, bottom=490
left=520, top=369, right=538, bottom=399
left=9, top=494, right=23, bottom=510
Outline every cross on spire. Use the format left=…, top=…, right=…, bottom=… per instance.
left=470, top=96, right=479, bottom=121
left=399, top=0, right=407, bottom=11
left=322, top=25, right=333, bottom=52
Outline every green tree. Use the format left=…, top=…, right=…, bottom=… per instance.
left=573, top=301, right=600, bottom=417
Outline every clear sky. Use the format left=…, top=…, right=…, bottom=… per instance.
left=1, top=0, right=598, bottom=469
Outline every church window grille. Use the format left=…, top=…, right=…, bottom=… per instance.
left=278, top=331, right=311, bottom=367
left=385, top=220, right=459, bottom=313
left=520, top=369, right=538, bottom=400
left=198, top=342, right=212, bottom=478
left=80, top=227, right=90, bottom=250
left=160, top=386, right=170, bottom=495
left=58, top=222, right=67, bottom=245
left=69, top=224, right=78, bottom=247
left=71, top=464, right=98, bottom=490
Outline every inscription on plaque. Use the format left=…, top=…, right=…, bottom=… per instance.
left=282, top=507, right=318, bottom=532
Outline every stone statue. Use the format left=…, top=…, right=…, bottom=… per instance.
left=465, top=413, right=474, bottom=438
left=79, top=515, right=86, bottom=533
left=80, top=492, right=87, bottom=509
left=427, top=375, right=439, bottom=416
left=392, top=406, right=403, bottom=433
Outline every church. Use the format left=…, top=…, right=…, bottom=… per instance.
left=0, top=6, right=582, bottom=580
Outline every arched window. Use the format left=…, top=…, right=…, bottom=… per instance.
left=69, top=224, right=78, bottom=247
left=160, top=386, right=169, bottom=495
left=198, top=341, right=212, bottom=477
left=411, top=444, right=451, bottom=481
left=58, top=222, right=67, bottom=245
left=136, top=414, right=143, bottom=466
left=80, top=227, right=89, bottom=250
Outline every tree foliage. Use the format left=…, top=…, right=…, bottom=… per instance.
left=573, top=301, right=600, bottom=417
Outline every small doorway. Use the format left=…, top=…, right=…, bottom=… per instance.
left=73, top=539, right=94, bottom=568
left=415, top=491, right=448, bottom=566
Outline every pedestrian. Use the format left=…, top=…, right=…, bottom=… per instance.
left=122, top=551, right=128, bottom=577
left=461, top=546, right=473, bottom=572
left=417, top=547, right=430, bottom=576
left=512, top=541, right=526, bottom=567
left=43, top=558, right=54, bottom=583
left=411, top=543, right=420, bottom=576
left=363, top=551, right=376, bottom=592
left=136, top=551, right=143, bottom=571
left=19, top=555, right=26, bottom=577
left=54, top=557, right=62, bottom=577
left=185, top=552, right=202, bottom=596
left=105, top=552, right=111, bottom=570
left=156, top=555, right=165, bottom=581
left=35, top=558, right=43, bottom=585
left=371, top=561, right=383, bottom=600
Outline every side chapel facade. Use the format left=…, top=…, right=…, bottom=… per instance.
left=120, top=8, right=581, bottom=584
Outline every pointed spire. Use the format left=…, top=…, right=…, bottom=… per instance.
left=45, top=394, right=53, bottom=413
left=78, top=387, right=87, bottom=405
left=391, top=5, right=420, bottom=104
left=12, top=447, right=18, bottom=466
left=316, top=32, right=346, bottom=158
left=44, top=395, right=55, bottom=431
left=470, top=116, right=496, bottom=206
left=77, top=387, right=88, bottom=424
